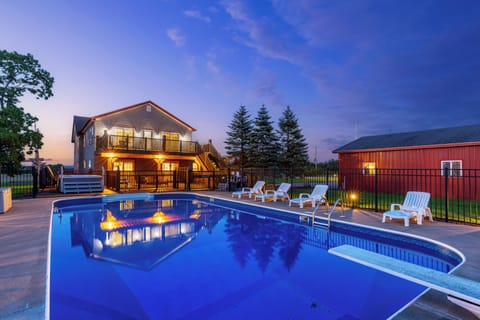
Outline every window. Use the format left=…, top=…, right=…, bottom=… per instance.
left=144, top=130, right=152, bottom=150
left=162, top=162, right=178, bottom=171
left=441, top=160, right=462, bottom=177
left=113, top=160, right=134, bottom=171
left=113, top=127, right=134, bottom=149
left=362, top=162, right=376, bottom=175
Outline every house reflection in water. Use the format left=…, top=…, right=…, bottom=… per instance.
left=69, top=199, right=224, bottom=270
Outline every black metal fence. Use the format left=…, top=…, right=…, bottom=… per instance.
left=3, top=165, right=480, bottom=225
left=224, top=167, right=480, bottom=225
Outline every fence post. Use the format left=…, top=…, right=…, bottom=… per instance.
left=32, top=166, right=38, bottom=198
left=115, top=170, right=120, bottom=192
left=173, top=170, right=177, bottom=189
left=374, top=168, right=379, bottom=212
left=187, top=169, right=191, bottom=191
left=444, top=166, right=449, bottom=222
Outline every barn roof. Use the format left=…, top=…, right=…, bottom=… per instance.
left=333, top=124, right=480, bottom=153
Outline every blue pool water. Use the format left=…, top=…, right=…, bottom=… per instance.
left=49, top=193, right=462, bottom=319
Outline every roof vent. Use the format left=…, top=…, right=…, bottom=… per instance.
left=146, top=105, right=152, bottom=112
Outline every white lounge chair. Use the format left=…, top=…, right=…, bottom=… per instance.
left=255, top=183, right=291, bottom=202
left=289, top=184, right=329, bottom=208
left=382, top=191, right=431, bottom=227
left=231, top=181, right=265, bottom=199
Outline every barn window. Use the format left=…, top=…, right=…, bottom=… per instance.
left=441, top=160, right=462, bottom=177
left=362, top=162, right=376, bottom=175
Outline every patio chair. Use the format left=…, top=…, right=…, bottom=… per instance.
left=231, top=181, right=265, bottom=199
left=382, top=191, right=431, bottom=227
left=255, top=182, right=291, bottom=202
left=289, top=184, right=329, bottom=208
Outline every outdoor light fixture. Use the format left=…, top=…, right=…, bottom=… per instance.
left=100, top=210, right=119, bottom=231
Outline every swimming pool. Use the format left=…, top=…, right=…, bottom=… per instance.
left=48, top=193, right=463, bottom=319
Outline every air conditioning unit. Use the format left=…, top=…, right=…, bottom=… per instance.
left=0, top=188, right=12, bottom=213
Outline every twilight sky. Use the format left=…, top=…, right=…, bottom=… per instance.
left=1, top=0, right=480, bottom=165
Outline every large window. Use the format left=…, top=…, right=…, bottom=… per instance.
left=441, top=160, right=462, bottom=177
left=113, top=160, right=134, bottom=171
left=362, top=162, right=376, bottom=175
left=113, top=127, right=134, bottom=149
left=163, top=133, right=179, bottom=152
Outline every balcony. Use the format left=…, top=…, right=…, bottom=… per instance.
left=96, top=134, right=201, bottom=154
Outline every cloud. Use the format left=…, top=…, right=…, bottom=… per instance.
left=249, top=69, right=285, bottom=109
left=166, top=28, right=186, bottom=46
left=219, top=0, right=480, bottom=154
left=269, top=0, right=480, bottom=139
left=220, top=0, right=304, bottom=64
left=183, top=10, right=211, bottom=23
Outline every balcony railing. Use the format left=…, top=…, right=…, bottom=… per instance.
left=96, top=134, right=201, bottom=154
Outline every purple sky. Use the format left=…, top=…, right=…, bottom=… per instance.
left=1, top=0, right=479, bottom=165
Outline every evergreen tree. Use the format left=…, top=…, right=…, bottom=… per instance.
left=278, top=106, right=309, bottom=169
left=249, top=105, right=280, bottom=167
left=224, top=105, right=253, bottom=171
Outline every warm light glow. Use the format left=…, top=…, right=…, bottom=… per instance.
left=106, top=153, right=116, bottom=158
left=156, top=154, right=163, bottom=159
left=189, top=210, right=201, bottom=219
left=100, top=210, right=119, bottom=231
left=149, top=211, right=167, bottom=224
left=350, top=193, right=358, bottom=201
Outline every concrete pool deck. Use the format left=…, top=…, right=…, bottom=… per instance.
left=0, top=191, right=479, bottom=319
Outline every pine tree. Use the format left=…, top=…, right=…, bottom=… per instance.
left=224, top=105, right=253, bottom=171
left=249, top=105, right=280, bottom=167
left=278, top=106, right=309, bottom=169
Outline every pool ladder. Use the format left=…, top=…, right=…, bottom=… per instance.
left=312, top=198, right=345, bottom=229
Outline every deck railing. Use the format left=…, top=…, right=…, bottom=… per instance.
left=96, top=135, right=201, bottom=154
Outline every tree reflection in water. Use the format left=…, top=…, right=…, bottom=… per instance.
left=224, top=211, right=306, bottom=272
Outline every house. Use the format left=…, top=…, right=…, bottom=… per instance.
left=71, top=101, right=223, bottom=175
left=333, top=124, right=480, bottom=198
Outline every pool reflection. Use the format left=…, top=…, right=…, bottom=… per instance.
left=68, top=199, right=225, bottom=270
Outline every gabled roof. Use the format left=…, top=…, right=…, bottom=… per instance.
left=333, top=124, right=480, bottom=153
left=71, top=115, right=91, bottom=142
left=92, top=100, right=196, bottom=131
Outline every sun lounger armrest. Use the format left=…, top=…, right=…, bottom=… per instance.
left=265, top=190, right=276, bottom=195
left=241, top=187, right=253, bottom=192
left=298, top=193, right=311, bottom=199
left=390, top=203, right=402, bottom=211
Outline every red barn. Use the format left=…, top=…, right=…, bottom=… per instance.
left=333, top=125, right=480, bottom=199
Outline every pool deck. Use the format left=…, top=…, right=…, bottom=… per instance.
left=1, top=191, right=479, bottom=319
